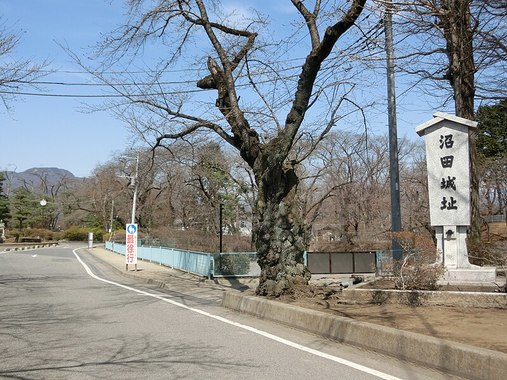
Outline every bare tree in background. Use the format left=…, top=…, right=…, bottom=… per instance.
left=389, top=0, right=507, bottom=243
left=0, top=17, right=48, bottom=110
left=82, top=0, right=368, bottom=296
left=392, top=0, right=506, bottom=111
left=308, top=132, right=422, bottom=247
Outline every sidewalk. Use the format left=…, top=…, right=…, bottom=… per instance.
left=85, top=245, right=507, bottom=380
left=84, top=245, right=227, bottom=294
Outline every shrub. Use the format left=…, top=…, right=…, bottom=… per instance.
left=63, top=226, right=105, bottom=242
left=23, top=228, right=55, bottom=241
left=63, top=226, right=89, bottom=241
left=390, top=231, right=444, bottom=291
left=467, top=238, right=506, bottom=267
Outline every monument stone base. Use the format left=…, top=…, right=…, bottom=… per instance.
left=440, top=267, right=497, bottom=283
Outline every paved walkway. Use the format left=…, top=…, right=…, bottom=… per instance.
left=85, top=245, right=250, bottom=291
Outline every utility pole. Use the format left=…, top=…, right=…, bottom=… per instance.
left=109, top=199, right=114, bottom=241
left=385, top=0, right=402, bottom=261
left=128, top=152, right=140, bottom=272
left=131, top=152, right=139, bottom=225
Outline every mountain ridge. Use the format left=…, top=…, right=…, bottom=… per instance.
left=2, top=167, right=83, bottom=193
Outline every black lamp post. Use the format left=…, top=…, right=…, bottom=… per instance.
left=219, top=203, right=223, bottom=253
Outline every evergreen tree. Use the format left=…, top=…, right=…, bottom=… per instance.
left=0, top=173, right=10, bottom=224
left=10, top=187, right=38, bottom=230
left=476, top=100, right=507, bottom=158
left=476, top=99, right=507, bottom=217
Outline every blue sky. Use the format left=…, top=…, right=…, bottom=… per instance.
left=0, top=1, right=449, bottom=178
left=1, top=0, right=129, bottom=177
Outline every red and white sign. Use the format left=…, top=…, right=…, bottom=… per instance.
left=125, top=223, right=138, bottom=265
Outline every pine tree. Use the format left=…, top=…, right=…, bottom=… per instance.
left=0, top=173, right=10, bottom=224
left=476, top=100, right=507, bottom=158
left=10, top=188, right=38, bottom=230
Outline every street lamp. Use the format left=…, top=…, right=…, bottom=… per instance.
left=219, top=203, right=223, bottom=253
left=40, top=199, right=47, bottom=230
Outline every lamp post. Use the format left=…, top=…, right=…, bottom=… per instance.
left=40, top=199, right=47, bottom=231
left=219, top=203, right=223, bottom=253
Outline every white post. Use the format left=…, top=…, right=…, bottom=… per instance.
left=88, top=232, right=93, bottom=249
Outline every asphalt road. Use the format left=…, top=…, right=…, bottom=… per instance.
left=0, top=244, right=462, bottom=379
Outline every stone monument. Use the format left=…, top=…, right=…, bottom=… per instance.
left=416, top=112, right=496, bottom=282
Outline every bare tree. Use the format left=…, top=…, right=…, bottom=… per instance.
left=0, top=17, right=48, bottom=110
left=390, top=0, right=506, bottom=108
left=83, top=0, right=368, bottom=296
left=71, top=150, right=174, bottom=232
left=388, top=0, right=507, bottom=243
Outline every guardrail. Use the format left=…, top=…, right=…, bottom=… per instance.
left=105, top=241, right=265, bottom=278
left=105, top=241, right=212, bottom=278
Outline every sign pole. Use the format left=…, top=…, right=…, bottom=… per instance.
left=129, top=152, right=140, bottom=271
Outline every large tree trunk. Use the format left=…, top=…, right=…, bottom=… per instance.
left=253, top=148, right=310, bottom=297
left=440, top=0, right=480, bottom=243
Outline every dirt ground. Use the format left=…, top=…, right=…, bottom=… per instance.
left=272, top=222, right=507, bottom=354
left=272, top=284, right=507, bottom=354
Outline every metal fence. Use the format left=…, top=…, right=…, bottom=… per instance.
left=104, top=241, right=385, bottom=277
left=104, top=241, right=260, bottom=278
left=211, top=252, right=260, bottom=277
left=105, top=241, right=212, bottom=278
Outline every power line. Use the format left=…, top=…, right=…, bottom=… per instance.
left=16, top=79, right=196, bottom=86
left=0, top=90, right=124, bottom=98
left=0, top=89, right=202, bottom=98
left=0, top=70, right=303, bottom=98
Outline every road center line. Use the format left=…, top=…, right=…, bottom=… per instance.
left=73, top=248, right=402, bottom=380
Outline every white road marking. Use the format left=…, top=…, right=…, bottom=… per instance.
left=73, top=248, right=402, bottom=380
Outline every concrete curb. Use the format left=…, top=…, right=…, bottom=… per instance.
left=341, top=288, right=507, bottom=309
left=1, top=243, right=59, bottom=252
left=222, top=291, right=507, bottom=379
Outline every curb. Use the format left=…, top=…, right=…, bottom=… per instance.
left=1, top=243, right=59, bottom=252
left=341, top=288, right=507, bottom=309
left=222, top=291, right=507, bottom=380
